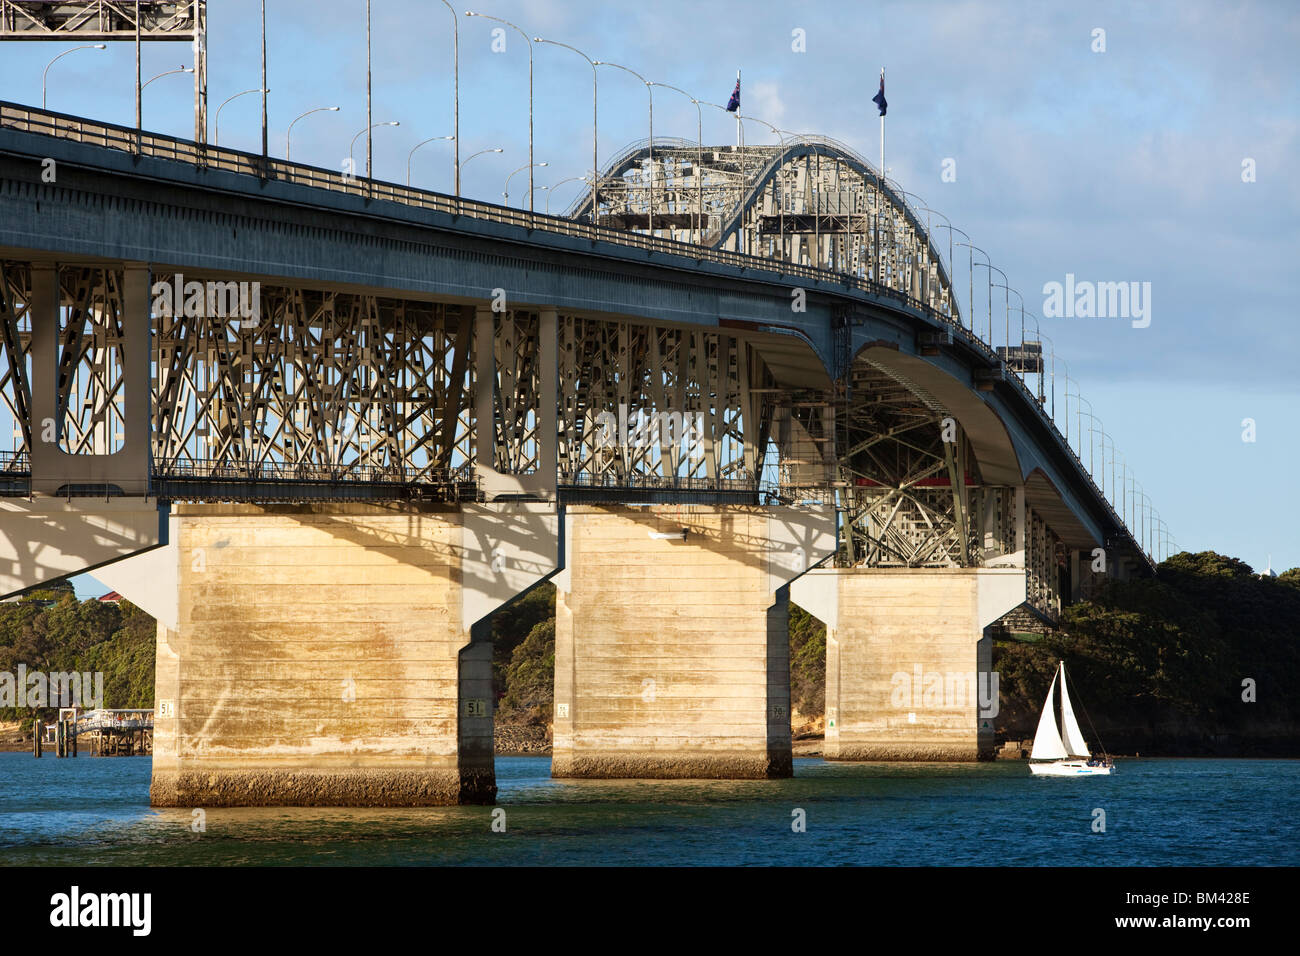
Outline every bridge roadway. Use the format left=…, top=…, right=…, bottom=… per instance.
left=0, top=102, right=1150, bottom=804
left=0, top=102, right=1130, bottom=548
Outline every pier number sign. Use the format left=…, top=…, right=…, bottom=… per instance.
left=157, top=699, right=175, bottom=719
left=463, top=699, right=488, bottom=718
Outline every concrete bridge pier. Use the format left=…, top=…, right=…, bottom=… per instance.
left=551, top=504, right=835, bottom=779
left=96, top=501, right=558, bottom=807
left=791, top=566, right=1025, bottom=760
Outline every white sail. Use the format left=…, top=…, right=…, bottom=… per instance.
left=1029, top=667, right=1067, bottom=760
left=1059, top=662, right=1091, bottom=757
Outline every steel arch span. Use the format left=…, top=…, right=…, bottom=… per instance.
left=567, top=135, right=957, bottom=322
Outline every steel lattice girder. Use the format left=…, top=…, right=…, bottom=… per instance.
left=0, top=1, right=201, bottom=39
left=0, top=264, right=778, bottom=498
left=556, top=316, right=771, bottom=487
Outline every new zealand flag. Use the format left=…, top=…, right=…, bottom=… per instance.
left=872, top=73, right=887, bottom=116
left=726, top=78, right=740, bottom=112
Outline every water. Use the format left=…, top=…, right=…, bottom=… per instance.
left=0, top=753, right=1294, bottom=866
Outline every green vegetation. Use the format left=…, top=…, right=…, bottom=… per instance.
left=497, top=619, right=555, bottom=726
left=995, top=552, right=1300, bottom=754
left=0, top=584, right=155, bottom=728
left=489, top=582, right=555, bottom=713
left=788, top=602, right=826, bottom=724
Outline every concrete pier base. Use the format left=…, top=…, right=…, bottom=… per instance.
left=146, top=502, right=556, bottom=807
left=552, top=505, right=835, bottom=779
left=792, top=567, right=1024, bottom=761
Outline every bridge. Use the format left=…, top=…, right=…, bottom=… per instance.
left=0, top=72, right=1168, bottom=804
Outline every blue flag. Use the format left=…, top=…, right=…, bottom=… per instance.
left=872, top=73, right=887, bottom=116
left=726, top=78, right=740, bottom=112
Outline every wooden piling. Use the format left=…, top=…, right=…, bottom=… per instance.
left=33, top=719, right=42, bottom=758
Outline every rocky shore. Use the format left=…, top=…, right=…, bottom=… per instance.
left=494, top=723, right=551, bottom=756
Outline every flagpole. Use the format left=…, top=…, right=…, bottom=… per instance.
left=879, top=67, right=885, bottom=180
left=878, top=67, right=886, bottom=286
left=735, top=69, right=742, bottom=149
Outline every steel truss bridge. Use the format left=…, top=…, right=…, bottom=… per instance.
left=0, top=96, right=1166, bottom=620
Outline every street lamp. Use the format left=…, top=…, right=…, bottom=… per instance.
left=143, top=66, right=194, bottom=92
left=928, top=221, right=970, bottom=325
left=1063, top=376, right=1085, bottom=455
left=596, top=60, right=653, bottom=235
left=991, top=282, right=1021, bottom=358
left=42, top=44, right=105, bottom=110
left=1136, top=489, right=1153, bottom=558
left=1116, top=453, right=1130, bottom=533
left=524, top=184, right=548, bottom=208
left=954, top=242, right=992, bottom=345
left=214, top=88, right=270, bottom=147
left=1068, top=390, right=1094, bottom=465
left=504, top=161, right=548, bottom=207
left=885, top=182, right=951, bottom=313
left=739, top=114, right=789, bottom=262
left=461, top=147, right=504, bottom=194
left=1155, top=518, right=1171, bottom=563
left=286, top=106, right=339, bottom=161
left=138, top=66, right=194, bottom=133
left=545, top=175, right=590, bottom=215
left=1078, top=410, right=1101, bottom=479
left=350, top=121, right=400, bottom=173
left=536, top=37, right=598, bottom=224
left=407, top=134, right=455, bottom=187
left=973, top=262, right=1006, bottom=348
left=650, top=81, right=704, bottom=242
left=436, top=1, right=460, bottom=196
left=466, top=13, right=534, bottom=210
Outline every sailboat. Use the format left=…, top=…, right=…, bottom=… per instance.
left=1028, top=661, right=1114, bottom=776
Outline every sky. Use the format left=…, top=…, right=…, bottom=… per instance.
left=0, top=0, right=1296, bottom=590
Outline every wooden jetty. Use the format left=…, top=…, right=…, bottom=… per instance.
left=35, top=708, right=154, bottom=757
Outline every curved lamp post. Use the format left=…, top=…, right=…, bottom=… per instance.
left=350, top=121, right=400, bottom=173
left=545, top=175, right=590, bottom=215
left=738, top=114, right=789, bottom=262
left=467, top=12, right=534, bottom=209
left=953, top=241, right=990, bottom=342
left=991, top=282, right=1022, bottom=358
left=650, top=81, right=704, bottom=242
left=435, top=1, right=460, bottom=196
left=929, top=222, right=970, bottom=327
left=42, top=44, right=105, bottom=110
left=214, top=88, right=269, bottom=147
left=973, top=261, right=1007, bottom=349
left=407, top=134, right=455, bottom=187
left=286, top=106, right=339, bottom=161
left=461, top=145, right=503, bottom=178
left=536, top=37, right=598, bottom=223
left=137, top=66, right=193, bottom=135
left=524, top=184, right=548, bottom=207
left=504, top=161, right=547, bottom=207
left=596, top=60, right=653, bottom=234
left=143, top=65, right=194, bottom=92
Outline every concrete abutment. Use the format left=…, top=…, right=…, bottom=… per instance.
left=142, top=501, right=556, bottom=807
left=791, top=567, right=1024, bottom=761
left=551, top=505, right=836, bottom=779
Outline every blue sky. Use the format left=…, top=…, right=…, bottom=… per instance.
left=1, top=0, right=1296, bottom=586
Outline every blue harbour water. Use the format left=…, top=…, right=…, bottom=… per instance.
left=0, top=754, right=1294, bottom=866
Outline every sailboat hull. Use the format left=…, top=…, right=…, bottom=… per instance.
left=1029, top=760, right=1113, bottom=776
